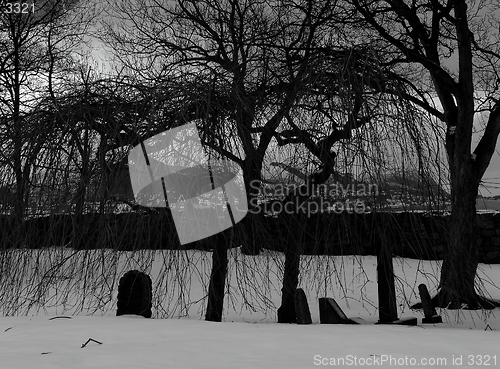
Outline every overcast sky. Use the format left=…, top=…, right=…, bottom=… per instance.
left=87, top=3, right=500, bottom=196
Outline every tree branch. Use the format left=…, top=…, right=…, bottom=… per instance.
left=352, top=0, right=458, bottom=93
left=473, top=100, right=500, bottom=180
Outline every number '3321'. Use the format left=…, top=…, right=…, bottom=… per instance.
left=2, top=2, right=35, bottom=14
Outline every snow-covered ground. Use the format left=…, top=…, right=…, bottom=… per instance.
left=1, top=248, right=499, bottom=368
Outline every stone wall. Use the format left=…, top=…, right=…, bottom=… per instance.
left=4, top=211, right=500, bottom=263
left=475, top=213, right=500, bottom=263
left=265, top=212, right=500, bottom=264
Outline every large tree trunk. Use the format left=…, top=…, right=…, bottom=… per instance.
left=374, top=214, right=398, bottom=322
left=435, top=96, right=500, bottom=308
left=427, top=118, right=500, bottom=310
left=434, top=0, right=500, bottom=310
left=277, top=213, right=302, bottom=323
left=13, top=169, right=27, bottom=222
left=205, top=232, right=229, bottom=322
left=204, top=156, right=261, bottom=320
left=427, top=142, right=500, bottom=309
left=74, top=159, right=91, bottom=218
left=277, top=236, right=300, bottom=323
left=240, top=213, right=260, bottom=256
left=435, top=164, right=483, bottom=308
left=277, top=165, right=335, bottom=323
left=240, top=160, right=262, bottom=255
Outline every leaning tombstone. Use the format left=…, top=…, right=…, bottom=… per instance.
left=418, top=284, right=442, bottom=324
left=117, top=270, right=153, bottom=318
left=319, top=297, right=361, bottom=324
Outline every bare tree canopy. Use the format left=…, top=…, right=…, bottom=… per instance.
left=96, top=0, right=449, bottom=322
left=345, top=0, right=500, bottom=308
left=0, top=0, right=97, bottom=220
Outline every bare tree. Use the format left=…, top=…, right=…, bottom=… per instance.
left=348, top=0, right=500, bottom=308
left=0, top=0, right=96, bottom=221
left=101, top=0, right=441, bottom=321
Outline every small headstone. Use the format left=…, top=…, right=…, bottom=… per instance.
left=319, top=297, right=358, bottom=324
left=294, top=288, right=312, bottom=324
left=117, top=270, right=153, bottom=318
left=418, top=284, right=442, bottom=324
left=277, top=305, right=296, bottom=323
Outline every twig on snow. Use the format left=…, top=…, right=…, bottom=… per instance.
left=81, top=338, right=103, bottom=348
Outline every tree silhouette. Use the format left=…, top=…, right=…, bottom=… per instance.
left=100, top=0, right=445, bottom=321
left=0, top=0, right=96, bottom=220
left=349, top=0, right=500, bottom=309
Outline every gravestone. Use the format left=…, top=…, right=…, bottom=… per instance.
left=117, top=270, right=153, bottom=318
left=319, top=297, right=359, bottom=324
left=418, top=284, right=442, bottom=324
left=294, top=288, right=312, bottom=324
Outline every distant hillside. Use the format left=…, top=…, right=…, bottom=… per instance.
left=377, top=172, right=449, bottom=198
left=324, top=170, right=448, bottom=197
